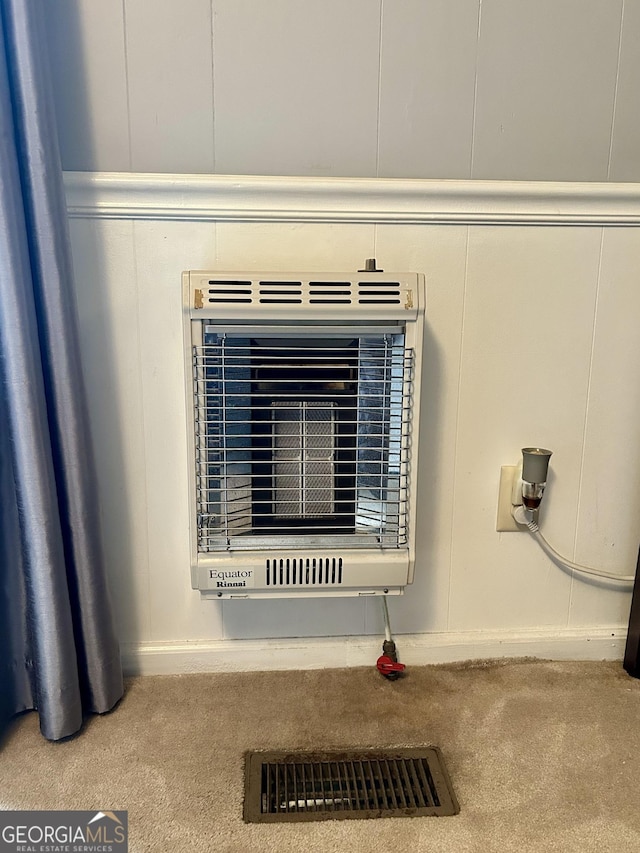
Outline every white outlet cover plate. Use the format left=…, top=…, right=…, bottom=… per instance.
left=496, top=465, right=521, bottom=532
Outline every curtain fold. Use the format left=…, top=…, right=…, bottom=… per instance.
left=0, top=0, right=123, bottom=741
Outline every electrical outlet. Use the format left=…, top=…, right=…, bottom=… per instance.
left=496, top=465, right=522, bottom=532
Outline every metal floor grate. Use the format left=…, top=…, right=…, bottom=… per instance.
left=243, top=748, right=459, bottom=823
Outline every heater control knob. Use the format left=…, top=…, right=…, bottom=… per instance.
left=358, top=258, right=383, bottom=272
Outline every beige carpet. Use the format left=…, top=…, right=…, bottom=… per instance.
left=2, top=659, right=640, bottom=852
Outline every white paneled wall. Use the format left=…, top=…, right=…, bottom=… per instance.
left=378, top=1, right=479, bottom=179
left=125, top=0, right=214, bottom=173
left=45, top=0, right=130, bottom=172
left=65, top=175, right=640, bottom=671
left=610, top=0, right=640, bottom=181
left=212, top=0, right=380, bottom=177
left=70, top=219, right=151, bottom=643
left=44, top=0, right=640, bottom=181
left=472, top=0, right=622, bottom=180
left=572, top=229, right=640, bottom=625
left=449, top=227, right=601, bottom=630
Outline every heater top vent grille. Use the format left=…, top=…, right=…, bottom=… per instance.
left=185, top=271, right=423, bottom=320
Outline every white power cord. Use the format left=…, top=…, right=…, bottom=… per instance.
left=512, top=505, right=635, bottom=584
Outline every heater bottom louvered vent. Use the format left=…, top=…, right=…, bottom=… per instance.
left=243, top=748, right=459, bottom=823
left=266, top=556, right=343, bottom=587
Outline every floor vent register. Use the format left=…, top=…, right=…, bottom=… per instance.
left=244, top=747, right=459, bottom=823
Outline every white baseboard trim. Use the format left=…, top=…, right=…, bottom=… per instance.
left=63, top=171, right=640, bottom=226
left=121, top=626, right=627, bottom=676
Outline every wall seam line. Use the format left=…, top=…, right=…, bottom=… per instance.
left=570, top=227, right=605, bottom=626
left=446, top=224, right=471, bottom=631
left=469, top=0, right=483, bottom=179
left=210, top=0, right=216, bottom=173
left=121, top=0, right=133, bottom=171
left=607, top=0, right=625, bottom=181
left=128, top=220, right=154, bottom=639
left=375, top=0, right=384, bottom=179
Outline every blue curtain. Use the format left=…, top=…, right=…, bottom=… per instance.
left=0, top=0, right=123, bottom=740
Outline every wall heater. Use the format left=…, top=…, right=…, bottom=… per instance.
left=183, top=266, right=425, bottom=598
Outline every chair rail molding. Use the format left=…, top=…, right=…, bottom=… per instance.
left=63, top=172, right=640, bottom=226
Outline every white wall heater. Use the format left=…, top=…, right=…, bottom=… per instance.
left=183, top=266, right=425, bottom=598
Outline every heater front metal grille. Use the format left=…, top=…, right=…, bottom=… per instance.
left=192, top=333, right=413, bottom=552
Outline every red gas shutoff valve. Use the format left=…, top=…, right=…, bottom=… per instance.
left=376, top=655, right=406, bottom=678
